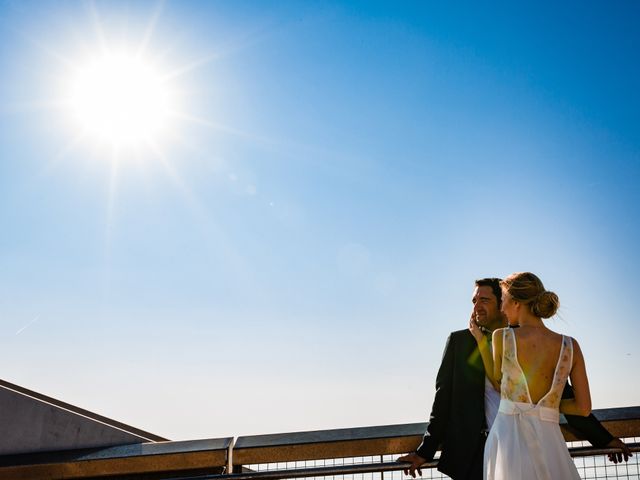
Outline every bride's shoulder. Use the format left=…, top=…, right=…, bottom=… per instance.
left=493, top=326, right=510, bottom=336
left=543, top=327, right=567, bottom=340
left=491, top=327, right=511, bottom=341
left=552, top=332, right=581, bottom=352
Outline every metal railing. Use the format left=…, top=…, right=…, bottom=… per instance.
left=0, top=406, right=638, bottom=479
left=216, top=444, right=640, bottom=480
left=221, top=407, right=640, bottom=480
left=165, top=444, right=640, bottom=479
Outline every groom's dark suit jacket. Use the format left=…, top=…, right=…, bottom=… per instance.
left=416, top=329, right=613, bottom=480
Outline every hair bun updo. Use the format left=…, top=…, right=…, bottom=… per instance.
left=531, top=290, right=560, bottom=319
left=500, top=272, right=560, bottom=319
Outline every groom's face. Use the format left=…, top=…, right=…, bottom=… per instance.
left=472, top=286, right=502, bottom=330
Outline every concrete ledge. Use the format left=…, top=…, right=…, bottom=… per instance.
left=0, top=438, right=232, bottom=480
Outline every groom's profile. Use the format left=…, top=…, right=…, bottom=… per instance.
left=397, top=277, right=630, bottom=479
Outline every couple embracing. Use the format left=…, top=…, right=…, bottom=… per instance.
left=399, top=273, right=631, bottom=480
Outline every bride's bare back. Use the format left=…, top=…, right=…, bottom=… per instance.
left=512, top=327, right=565, bottom=404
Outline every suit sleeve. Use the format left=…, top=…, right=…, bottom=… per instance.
left=562, top=382, right=614, bottom=447
left=416, top=333, right=455, bottom=460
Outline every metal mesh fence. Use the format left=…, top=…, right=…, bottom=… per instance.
left=243, top=437, right=639, bottom=480
left=570, top=437, right=639, bottom=479
left=244, top=455, right=447, bottom=480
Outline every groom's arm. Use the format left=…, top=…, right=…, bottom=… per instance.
left=562, top=383, right=631, bottom=463
left=398, top=331, right=458, bottom=478
left=561, top=382, right=613, bottom=446
left=415, top=332, right=456, bottom=461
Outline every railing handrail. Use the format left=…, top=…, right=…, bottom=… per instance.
left=231, top=406, right=640, bottom=467
left=166, top=444, right=640, bottom=480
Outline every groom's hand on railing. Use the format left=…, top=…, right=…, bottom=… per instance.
left=396, top=452, right=426, bottom=478
left=606, top=438, right=632, bottom=463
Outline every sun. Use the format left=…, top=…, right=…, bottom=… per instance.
left=68, top=51, right=172, bottom=149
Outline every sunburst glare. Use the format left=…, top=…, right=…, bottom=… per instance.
left=68, top=51, right=171, bottom=148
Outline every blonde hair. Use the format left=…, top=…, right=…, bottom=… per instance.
left=500, top=272, right=559, bottom=319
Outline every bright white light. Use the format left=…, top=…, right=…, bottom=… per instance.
left=69, top=52, right=171, bottom=148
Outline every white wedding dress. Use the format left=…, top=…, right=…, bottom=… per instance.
left=484, top=328, right=581, bottom=480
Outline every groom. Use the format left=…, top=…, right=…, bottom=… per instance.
left=398, top=277, right=630, bottom=479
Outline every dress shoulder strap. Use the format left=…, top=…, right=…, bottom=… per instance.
left=538, top=335, right=574, bottom=409
left=502, top=327, right=513, bottom=359
left=500, top=327, right=532, bottom=403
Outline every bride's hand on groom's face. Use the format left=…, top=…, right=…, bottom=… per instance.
left=468, top=314, right=483, bottom=343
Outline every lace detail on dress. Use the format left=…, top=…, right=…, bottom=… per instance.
left=538, top=336, right=573, bottom=409
left=500, top=329, right=573, bottom=408
left=501, top=328, right=532, bottom=403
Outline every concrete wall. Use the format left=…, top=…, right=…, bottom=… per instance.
left=0, top=381, right=163, bottom=455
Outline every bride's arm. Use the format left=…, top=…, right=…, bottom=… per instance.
left=491, top=328, right=503, bottom=390
left=560, top=338, right=592, bottom=417
left=469, top=318, right=501, bottom=391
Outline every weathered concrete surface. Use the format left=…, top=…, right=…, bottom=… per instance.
left=0, top=380, right=166, bottom=455
left=0, top=438, right=232, bottom=479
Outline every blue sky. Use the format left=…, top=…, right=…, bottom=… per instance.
left=0, top=0, right=638, bottom=440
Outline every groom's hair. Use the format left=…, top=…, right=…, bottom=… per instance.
left=475, top=277, right=503, bottom=308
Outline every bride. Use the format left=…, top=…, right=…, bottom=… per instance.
left=470, top=272, right=590, bottom=480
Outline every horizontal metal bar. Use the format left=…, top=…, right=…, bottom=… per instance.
left=167, top=461, right=438, bottom=480
left=167, top=444, right=639, bottom=480
left=569, top=443, right=640, bottom=458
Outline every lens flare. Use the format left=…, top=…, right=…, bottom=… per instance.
left=69, top=52, right=170, bottom=147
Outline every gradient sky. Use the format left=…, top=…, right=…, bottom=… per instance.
left=0, top=0, right=638, bottom=441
